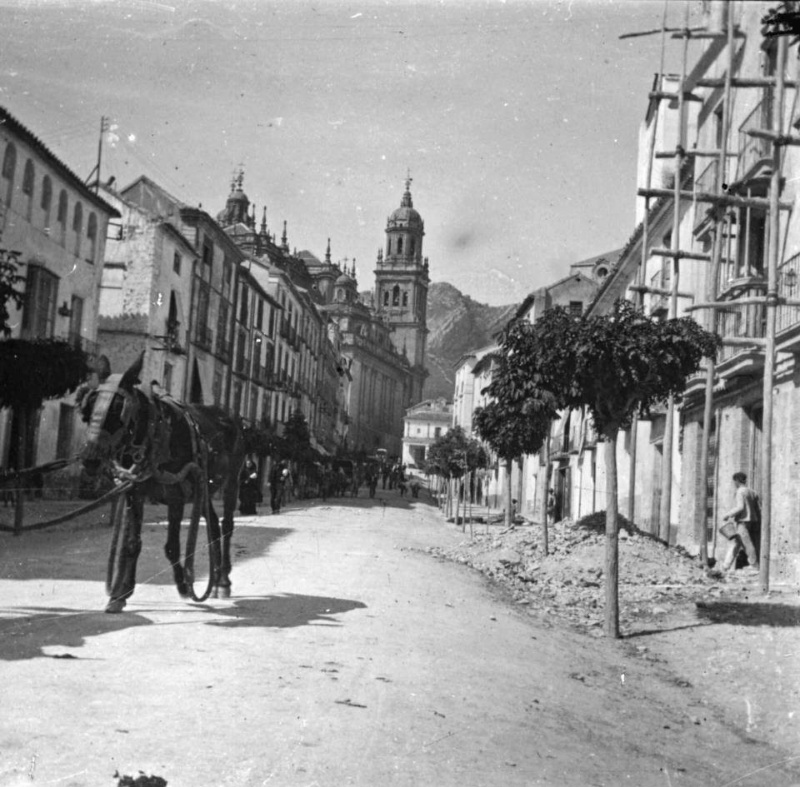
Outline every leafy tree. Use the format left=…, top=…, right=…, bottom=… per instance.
left=282, top=407, right=314, bottom=465
left=425, top=426, right=488, bottom=519
left=501, top=301, right=719, bottom=638
left=473, top=349, right=558, bottom=531
left=0, top=253, right=25, bottom=337
left=425, top=425, right=487, bottom=479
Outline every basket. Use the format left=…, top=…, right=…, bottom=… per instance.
left=720, top=521, right=737, bottom=539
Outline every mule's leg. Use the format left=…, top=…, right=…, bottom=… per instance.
left=206, top=501, right=223, bottom=598
left=164, top=497, right=189, bottom=598
left=216, top=482, right=237, bottom=598
left=106, top=492, right=144, bottom=613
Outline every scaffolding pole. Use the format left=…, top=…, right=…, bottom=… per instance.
left=658, top=3, right=692, bottom=545
left=697, top=0, right=734, bottom=569
left=760, top=33, right=787, bottom=593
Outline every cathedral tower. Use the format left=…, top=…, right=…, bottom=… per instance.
left=375, top=176, right=429, bottom=404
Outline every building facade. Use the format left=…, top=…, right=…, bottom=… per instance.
left=402, top=397, right=453, bottom=467
left=0, top=106, right=118, bottom=479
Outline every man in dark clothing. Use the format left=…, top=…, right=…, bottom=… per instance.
left=270, top=460, right=287, bottom=514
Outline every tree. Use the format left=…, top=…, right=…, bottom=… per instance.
left=0, top=338, right=90, bottom=533
left=473, top=349, right=558, bottom=532
left=425, top=426, right=488, bottom=519
left=501, top=301, right=719, bottom=638
left=282, top=407, right=314, bottom=465
left=0, top=252, right=25, bottom=337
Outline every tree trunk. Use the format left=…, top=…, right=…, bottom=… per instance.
left=604, top=431, right=620, bottom=639
left=541, top=437, right=552, bottom=556
left=504, top=459, right=513, bottom=528
left=13, top=407, right=28, bottom=536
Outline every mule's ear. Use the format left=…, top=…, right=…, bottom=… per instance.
left=120, top=351, right=144, bottom=391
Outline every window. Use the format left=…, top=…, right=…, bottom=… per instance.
left=201, top=239, right=213, bottom=280
left=402, top=291, right=409, bottom=307
left=392, top=285, right=400, bottom=306
left=163, top=362, right=173, bottom=396
left=41, top=176, right=52, bottom=227
left=397, top=236, right=403, bottom=254
left=434, top=427, right=441, bottom=438
left=72, top=202, right=83, bottom=257
left=239, top=284, right=249, bottom=323
left=22, top=159, right=34, bottom=220
left=569, top=301, right=583, bottom=318
left=68, top=295, right=83, bottom=346
left=57, top=190, right=68, bottom=245
left=22, top=265, right=58, bottom=338
left=2, top=142, right=16, bottom=205
left=257, top=298, right=264, bottom=330
left=173, top=251, right=182, bottom=275
left=86, top=213, right=97, bottom=263
left=383, top=291, right=389, bottom=306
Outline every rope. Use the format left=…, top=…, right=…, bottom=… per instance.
left=0, top=481, right=133, bottom=533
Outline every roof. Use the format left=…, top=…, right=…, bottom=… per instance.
left=0, top=105, right=120, bottom=218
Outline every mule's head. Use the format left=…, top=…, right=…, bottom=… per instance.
left=79, top=354, right=144, bottom=477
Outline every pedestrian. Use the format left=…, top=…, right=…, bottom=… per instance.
left=547, top=489, right=557, bottom=522
left=368, top=471, right=378, bottom=498
left=238, top=457, right=259, bottom=515
left=720, top=472, right=760, bottom=573
left=269, top=460, right=287, bottom=514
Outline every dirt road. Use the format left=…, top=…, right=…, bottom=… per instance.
left=2, top=490, right=799, bottom=787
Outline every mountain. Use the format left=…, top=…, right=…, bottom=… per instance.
left=422, top=282, right=519, bottom=401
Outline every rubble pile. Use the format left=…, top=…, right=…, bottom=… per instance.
left=431, top=512, right=726, bottom=633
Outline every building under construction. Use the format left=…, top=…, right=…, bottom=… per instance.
left=542, top=0, right=800, bottom=590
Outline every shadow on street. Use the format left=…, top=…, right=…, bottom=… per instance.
left=0, top=592, right=367, bottom=661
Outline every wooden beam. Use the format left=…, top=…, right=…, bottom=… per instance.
left=746, top=128, right=800, bottom=147
left=628, top=284, right=694, bottom=299
left=637, top=187, right=792, bottom=211
left=687, top=297, right=768, bottom=311
left=650, top=247, right=712, bottom=261
left=655, top=149, right=734, bottom=159
left=697, top=77, right=798, bottom=89
left=721, top=336, right=767, bottom=347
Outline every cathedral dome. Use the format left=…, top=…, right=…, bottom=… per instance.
left=335, top=272, right=354, bottom=286
left=387, top=178, right=423, bottom=229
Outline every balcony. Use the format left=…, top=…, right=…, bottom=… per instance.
left=776, top=251, right=800, bottom=353
left=193, top=324, right=213, bottom=352
left=648, top=268, right=670, bottom=317
left=715, top=283, right=766, bottom=378
left=734, top=98, right=772, bottom=185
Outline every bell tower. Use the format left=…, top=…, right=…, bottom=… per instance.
left=375, top=175, right=429, bottom=404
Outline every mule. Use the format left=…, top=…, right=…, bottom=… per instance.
left=79, top=354, right=248, bottom=613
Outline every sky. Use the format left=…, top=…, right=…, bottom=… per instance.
left=0, top=0, right=703, bottom=305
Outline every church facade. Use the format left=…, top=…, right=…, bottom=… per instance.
left=217, top=172, right=430, bottom=459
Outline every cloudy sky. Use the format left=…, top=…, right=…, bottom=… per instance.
left=0, top=0, right=701, bottom=305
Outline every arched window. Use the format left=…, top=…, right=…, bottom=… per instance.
left=57, top=190, right=68, bottom=245
left=41, top=176, right=52, bottom=228
left=397, top=237, right=403, bottom=255
left=86, top=212, right=98, bottom=263
left=72, top=202, right=83, bottom=257
left=383, top=291, right=389, bottom=306
left=22, top=159, right=34, bottom=220
left=410, top=237, right=416, bottom=256
left=2, top=143, right=17, bottom=205
left=402, top=291, right=409, bottom=307
left=392, top=284, right=400, bottom=306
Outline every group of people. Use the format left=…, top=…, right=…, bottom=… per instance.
left=238, top=458, right=423, bottom=514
